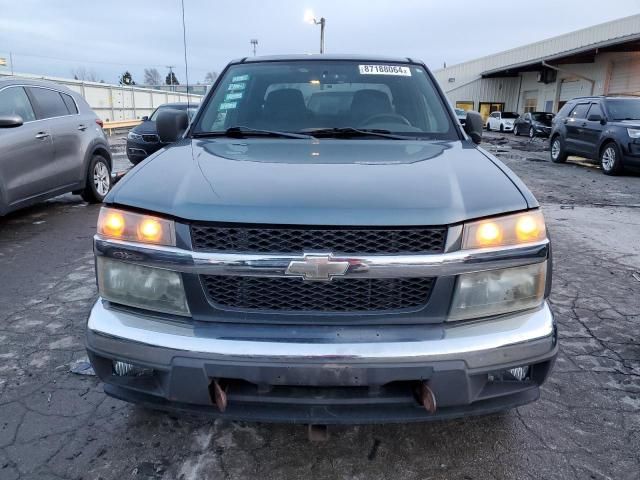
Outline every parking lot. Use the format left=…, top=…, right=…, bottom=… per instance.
left=0, top=130, right=637, bottom=480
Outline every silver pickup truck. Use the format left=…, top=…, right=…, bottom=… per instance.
left=86, top=55, right=556, bottom=425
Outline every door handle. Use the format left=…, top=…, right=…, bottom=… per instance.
left=35, top=132, right=50, bottom=139
left=78, top=125, right=87, bottom=131
left=580, top=122, right=587, bottom=127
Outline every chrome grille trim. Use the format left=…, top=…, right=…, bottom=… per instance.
left=94, top=236, right=549, bottom=279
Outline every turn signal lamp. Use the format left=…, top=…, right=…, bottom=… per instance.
left=462, top=210, right=546, bottom=250
left=97, top=207, right=176, bottom=246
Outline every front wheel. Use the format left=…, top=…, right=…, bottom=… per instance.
left=529, top=126, right=535, bottom=138
left=499, top=124, right=504, bottom=132
left=600, top=142, right=624, bottom=176
left=486, top=123, right=491, bottom=131
left=81, top=154, right=111, bottom=203
left=550, top=136, right=568, bottom=163
left=514, top=125, right=520, bottom=136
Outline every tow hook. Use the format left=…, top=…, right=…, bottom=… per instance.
left=419, top=381, right=437, bottom=414
left=211, top=379, right=228, bottom=412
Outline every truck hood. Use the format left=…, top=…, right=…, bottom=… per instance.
left=110, top=138, right=530, bottom=226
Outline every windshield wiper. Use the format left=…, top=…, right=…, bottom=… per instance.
left=193, top=126, right=314, bottom=139
left=300, top=127, right=416, bottom=140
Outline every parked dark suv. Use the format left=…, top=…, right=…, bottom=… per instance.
left=126, top=102, right=198, bottom=164
left=549, top=96, right=640, bottom=175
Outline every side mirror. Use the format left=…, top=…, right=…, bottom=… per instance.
left=0, top=115, right=24, bottom=128
left=588, top=114, right=606, bottom=124
left=141, top=115, right=149, bottom=121
left=463, top=111, right=483, bottom=144
left=157, top=109, right=189, bottom=143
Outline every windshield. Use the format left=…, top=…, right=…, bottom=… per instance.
left=501, top=112, right=519, bottom=119
left=606, top=98, right=640, bottom=121
left=193, top=61, right=456, bottom=139
left=531, top=113, right=554, bottom=125
left=455, top=108, right=466, bottom=116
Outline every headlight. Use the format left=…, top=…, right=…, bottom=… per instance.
left=97, top=207, right=175, bottom=246
left=462, top=210, right=546, bottom=250
left=97, top=257, right=190, bottom=316
left=128, top=131, right=143, bottom=141
left=627, top=128, right=640, bottom=139
left=448, top=262, right=547, bottom=321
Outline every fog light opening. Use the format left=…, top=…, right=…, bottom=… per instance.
left=112, top=360, right=154, bottom=377
left=508, top=366, right=530, bottom=381
left=487, top=365, right=531, bottom=383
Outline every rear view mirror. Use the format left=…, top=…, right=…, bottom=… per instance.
left=463, top=111, right=483, bottom=144
left=0, top=115, right=24, bottom=128
left=157, top=109, right=189, bottom=143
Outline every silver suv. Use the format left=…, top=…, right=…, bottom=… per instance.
left=0, top=78, right=112, bottom=215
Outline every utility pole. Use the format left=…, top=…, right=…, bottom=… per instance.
left=250, top=39, right=258, bottom=56
left=166, top=65, right=176, bottom=90
left=319, top=18, right=325, bottom=54
left=304, top=11, right=326, bottom=54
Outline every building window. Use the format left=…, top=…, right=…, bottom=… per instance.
left=524, top=91, right=538, bottom=113
left=456, top=101, right=474, bottom=111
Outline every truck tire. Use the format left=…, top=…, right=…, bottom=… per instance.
left=81, top=154, right=112, bottom=203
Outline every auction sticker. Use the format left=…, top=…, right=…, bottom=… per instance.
left=227, top=83, right=246, bottom=91
left=218, top=102, right=237, bottom=110
left=359, top=65, right=411, bottom=76
left=225, top=92, right=243, bottom=101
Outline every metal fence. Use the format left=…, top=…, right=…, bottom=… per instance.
left=0, top=71, right=204, bottom=122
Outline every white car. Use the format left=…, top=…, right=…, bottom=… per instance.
left=486, top=111, right=519, bottom=132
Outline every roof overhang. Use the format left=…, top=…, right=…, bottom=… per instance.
left=481, top=33, right=640, bottom=78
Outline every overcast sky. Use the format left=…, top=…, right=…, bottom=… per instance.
left=1, top=0, right=638, bottom=85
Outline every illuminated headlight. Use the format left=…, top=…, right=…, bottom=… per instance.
left=627, top=128, right=640, bottom=139
left=97, top=207, right=175, bottom=246
left=128, top=131, right=143, bottom=141
left=448, top=262, right=547, bottom=321
left=462, top=210, right=546, bottom=250
left=96, top=257, right=190, bottom=316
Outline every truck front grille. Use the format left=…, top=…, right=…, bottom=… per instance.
left=190, top=224, right=446, bottom=254
left=201, top=276, right=435, bottom=312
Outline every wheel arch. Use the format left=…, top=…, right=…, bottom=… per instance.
left=598, top=138, right=618, bottom=157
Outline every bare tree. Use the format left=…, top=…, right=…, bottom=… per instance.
left=204, top=71, right=218, bottom=85
left=144, top=68, right=162, bottom=86
left=71, top=66, right=99, bottom=82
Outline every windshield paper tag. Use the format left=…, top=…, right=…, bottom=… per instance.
left=227, top=83, right=246, bottom=91
left=359, top=65, right=411, bottom=76
left=232, top=74, right=249, bottom=82
left=225, top=92, right=243, bottom=101
left=219, top=102, right=237, bottom=110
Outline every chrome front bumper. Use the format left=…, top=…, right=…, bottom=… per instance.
left=87, top=299, right=555, bottom=370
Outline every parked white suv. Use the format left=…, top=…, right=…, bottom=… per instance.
left=486, top=111, right=519, bottom=132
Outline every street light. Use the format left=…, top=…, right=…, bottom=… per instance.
left=304, top=9, right=325, bottom=54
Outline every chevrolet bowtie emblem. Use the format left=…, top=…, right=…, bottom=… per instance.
left=285, top=254, right=350, bottom=281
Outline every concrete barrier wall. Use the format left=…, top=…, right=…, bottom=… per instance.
left=0, top=72, right=204, bottom=122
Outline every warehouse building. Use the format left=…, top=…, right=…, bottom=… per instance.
left=434, top=14, right=640, bottom=122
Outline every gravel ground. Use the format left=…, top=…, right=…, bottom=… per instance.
left=0, top=132, right=638, bottom=480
